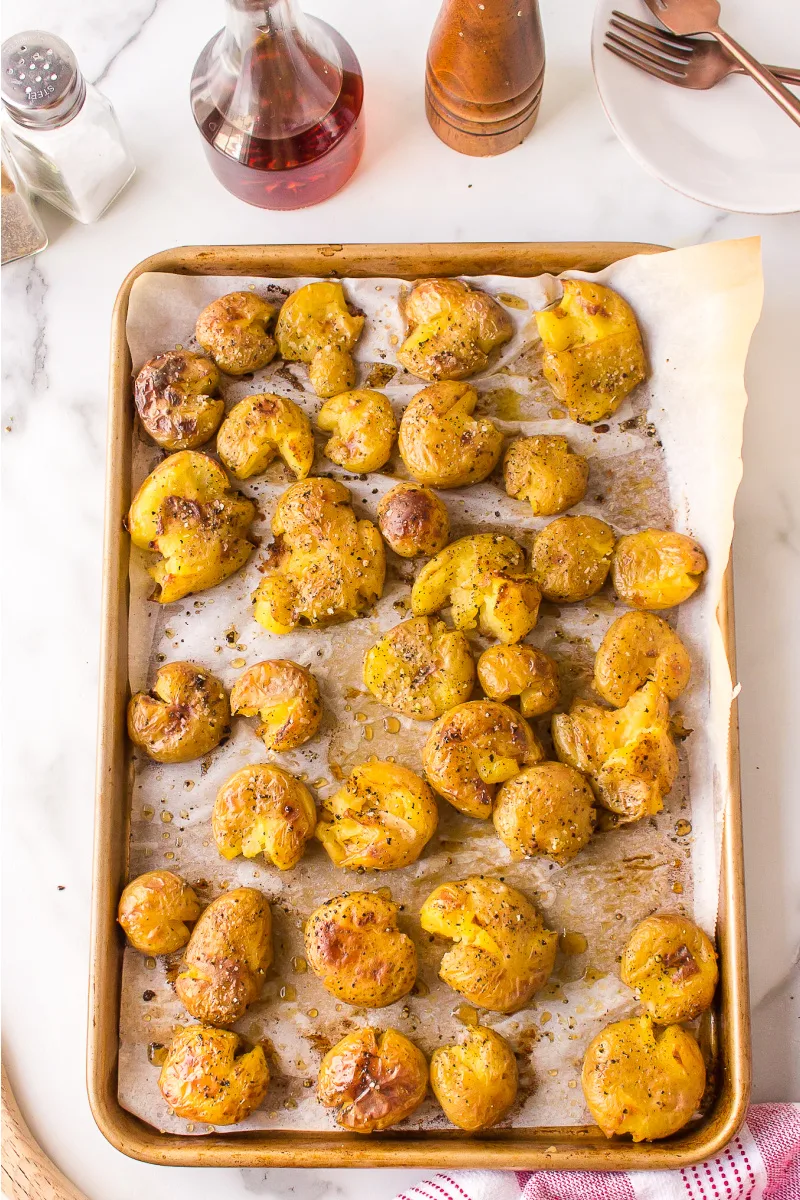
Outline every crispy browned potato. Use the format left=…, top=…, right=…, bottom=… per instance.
left=493, top=762, right=595, bottom=865
left=531, top=515, right=616, bottom=603
left=275, top=281, right=364, bottom=398
left=420, top=876, right=557, bottom=1013
left=195, top=291, right=278, bottom=375
left=594, top=611, right=692, bottom=707
left=620, top=913, right=719, bottom=1024
left=612, top=530, right=708, bottom=610
left=159, top=1026, right=269, bottom=1126
left=503, top=435, right=589, bottom=517
left=582, top=1015, right=705, bottom=1141
left=430, top=1027, right=518, bottom=1131
left=127, top=661, right=230, bottom=763
left=377, top=482, right=450, bottom=558
left=117, top=870, right=201, bottom=955
left=176, top=887, right=272, bottom=1026
left=398, top=382, right=503, bottom=489
left=317, top=389, right=397, bottom=472
left=397, top=278, right=513, bottom=381
left=134, top=350, right=223, bottom=451
left=363, top=616, right=475, bottom=720
left=477, top=643, right=560, bottom=718
left=309, top=344, right=356, bottom=398
left=212, top=764, right=317, bottom=871
left=230, top=660, right=322, bottom=751
left=304, top=890, right=417, bottom=1008
left=317, top=1027, right=428, bottom=1133
left=316, top=761, right=438, bottom=871
left=216, top=392, right=314, bottom=480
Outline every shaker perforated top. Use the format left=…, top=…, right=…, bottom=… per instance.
left=1, top=30, right=86, bottom=129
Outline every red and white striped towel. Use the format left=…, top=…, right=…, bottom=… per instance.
left=396, top=1106, right=800, bottom=1200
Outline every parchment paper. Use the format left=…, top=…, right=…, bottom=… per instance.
left=118, top=238, right=763, bottom=1134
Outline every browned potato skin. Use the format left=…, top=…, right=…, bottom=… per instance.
left=195, top=291, right=278, bottom=375
left=176, top=888, right=272, bottom=1026
left=127, top=661, right=230, bottom=763
left=377, top=482, right=450, bottom=558
left=118, top=870, right=201, bottom=955
left=212, top=764, right=317, bottom=871
left=503, top=435, right=589, bottom=517
left=477, top=643, right=560, bottom=718
left=304, top=891, right=417, bottom=1008
left=216, top=392, right=314, bottom=480
left=230, top=660, right=322, bottom=751
left=594, top=611, right=691, bottom=707
left=318, top=388, right=397, bottom=472
left=317, top=1027, right=428, bottom=1133
left=397, top=278, right=513, bottom=381
left=159, top=1026, right=269, bottom=1126
left=309, top=344, right=356, bottom=398
left=363, top=616, right=475, bottom=721
left=134, top=350, right=223, bottom=451
left=430, top=1027, right=518, bottom=1131
left=531, top=515, right=616, bottom=602
left=613, top=530, right=708, bottom=610
left=620, top=913, right=719, bottom=1024
left=493, top=762, right=595, bottom=865
left=398, top=381, right=503, bottom=489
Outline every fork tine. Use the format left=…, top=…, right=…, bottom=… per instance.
left=605, top=32, right=687, bottom=77
left=603, top=39, right=688, bottom=83
left=611, top=10, right=696, bottom=52
left=609, top=14, right=693, bottom=61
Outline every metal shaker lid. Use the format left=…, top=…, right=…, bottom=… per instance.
left=1, top=31, right=86, bottom=129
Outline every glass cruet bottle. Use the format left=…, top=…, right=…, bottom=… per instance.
left=190, top=0, right=365, bottom=211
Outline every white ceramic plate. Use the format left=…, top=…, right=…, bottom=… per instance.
left=592, top=0, right=800, bottom=213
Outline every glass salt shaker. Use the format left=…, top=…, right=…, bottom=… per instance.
left=1, top=31, right=135, bottom=224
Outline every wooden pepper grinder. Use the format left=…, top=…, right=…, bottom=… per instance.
left=425, top=0, right=545, bottom=156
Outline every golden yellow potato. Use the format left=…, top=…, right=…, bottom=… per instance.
left=275, top=281, right=364, bottom=398
left=127, top=660, right=230, bottom=763
left=253, top=477, right=385, bottom=633
left=594, top=611, right=692, bottom=708
left=127, top=451, right=255, bottom=604
left=317, top=388, right=397, bottom=472
left=195, top=291, right=278, bottom=376
left=212, top=764, right=317, bottom=871
left=430, top=1027, right=518, bottom=1131
left=420, top=877, right=557, bottom=1013
left=363, top=616, right=475, bottom=720
left=176, top=887, right=272, bottom=1026
left=612, top=530, right=708, bottom=610
left=317, top=1027, right=428, bottom=1133
left=316, top=761, right=438, bottom=871
left=230, top=660, right=322, bottom=751
left=503, top=435, right=589, bottom=517
left=582, top=1015, right=706, bottom=1141
left=535, top=279, right=647, bottom=424
left=134, top=350, right=223, bottom=451
left=552, top=682, right=678, bottom=824
left=377, top=482, right=450, bottom=558
left=159, top=1026, right=269, bottom=1126
left=531, top=515, right=616, bottom=603
left=304, top=890, right=417, bottom=1007
left=423, top=700, right=544, bottom=819
left=398, top=381, right=503, bottom=489
left=309, top=343, right=357, bottom=398
left=493, top=762, right=595, bottom=865
left=412, top=533, right=541, bottom=645
left=397, top=278, right=513, bottom=381
left=216, top=392, right=314, bottom=480
left=621, top=913, right=719, bottom=1024
left=117, top=870, right=201, bottom=955
left=477, top=643, right=559, bottom=718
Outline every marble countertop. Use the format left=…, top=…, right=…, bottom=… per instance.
left=2, top=0, right=798, bottom=1196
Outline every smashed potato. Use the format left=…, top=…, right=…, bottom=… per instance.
left=503, top=435, right=589, bottom=517
left=308, top=343, right=357, bottom=398
left=117, top=870, right=201, bottom=955
left=377, top=482, right=450, bottom=558
left=621, top=913, right=719, bottom=1024
left=612, top=530, right=708, bottom=610
left=552, top=682, right=678, bottom=824
left=317, top=388, right=397, bottom=472
left=304, top=890, right=417, bottom=1007
left=275, top=281, right=364, bottom=398
left=531, top=515, right=616, bottom=603
left=420, top=876, right=557, bottom=1013
left=412, top=534, right=541, bottom=645
left=176, top=887, right=272, bottom=1026
left=318, top=1027, right=428, bottom=1133
left=253, top=478, right=385, bottom=633
left=127, top=661, right=230, bottom=763
left=216, top=392, right=314, bottom=480
left=212, top=764, right=316, bottom=871
left=363, top=616, right=475, bottom=720
left=397, top=278, right=513, bottom=381
left=316, top=761, right=438, bottom=871
left=595, top=611, right=691, bottom=707
left=535, top=279, right=647, bottom=424
left=477, top=643, right=559, bottom=718
left=159, top=1026, right=269, bottom=1126
left=134, top=350, right=223, bottom=451
left=195, top=291, right=277, bottom=375
left=493, top=762, right=595, bottom=865
left=423, top=700, right=544, bottom=819
left=398, top=381, right=503, bottom=489
left=230, top=659, right=322, bottom=751
left=430, top=1027, right=518, bottom=1132
left=582, top=1015, right=706, bottom=1141
left=127, top=451, right=255, bottom=604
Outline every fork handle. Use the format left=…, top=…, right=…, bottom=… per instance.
left=766, top=66, right=800, bottom=86
left=713, top=26, right=800, bottom=126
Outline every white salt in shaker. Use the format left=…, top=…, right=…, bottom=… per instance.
left=1, top=30, right=135, bottom=224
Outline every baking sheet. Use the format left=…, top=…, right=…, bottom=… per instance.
left=118, top=238, right=762, bottom=1134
